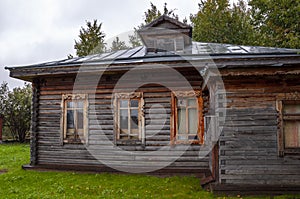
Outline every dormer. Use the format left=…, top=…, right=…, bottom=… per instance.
left=138, top=15, right=192, bottom=54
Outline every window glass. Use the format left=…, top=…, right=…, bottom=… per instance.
left=284, top=104, right=300, bottom=114
left=177, top=108, right=186, bottom=134
left=131, top=109, right=139, bottom=129
left=177, top=98, right=186, bottom=107
left=120, top=109, right=128, bottom=130
left=177, top=135, right=187, bottom=140
left=120, top=100, right=128, bottom=108
left=188, top=99, right=196, bottom=106
left=77, top=101, right=84, bottom=109
left=175, top=37, right=184, bottom=51
left=67, top=101, right=74, bottom=108
left=284, top=121, right=300, bottom=148
left=130, top=100, right=139, bottom=108
left=188, top=108, right=197, bottom=134
left=77, top=109, right=84, bottom=129
left=67, top=110, right=75, bottom=129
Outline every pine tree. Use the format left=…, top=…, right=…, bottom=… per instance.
left=74, top=20, right=106, bottom=57
left=110, top=37, right=129, bottom=51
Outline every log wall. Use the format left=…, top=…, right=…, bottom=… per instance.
left=34, top=69, right=210, bottom=174
left=218, top=75, right=300, bottom=185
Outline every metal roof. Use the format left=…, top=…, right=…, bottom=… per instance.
left=6, top=42, right=300, bottom=70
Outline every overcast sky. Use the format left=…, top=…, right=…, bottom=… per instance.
left=0, top=0, right=234, bottom=88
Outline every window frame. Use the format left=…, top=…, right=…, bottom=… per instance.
left=277, top=97, right=300, bottom=156
left=114, top=92, right=145, bottom=144
left=147, top=36, right=184, bottom=53
left=61, top=94, right=88, bottom=145
left=171, top=90, right=204, bottom=145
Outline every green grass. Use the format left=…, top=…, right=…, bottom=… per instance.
left=0, top=144, right=297, bottom=199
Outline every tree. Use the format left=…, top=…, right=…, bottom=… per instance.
left=74, top=20, right=106, bottom=57
left=249, top=0, right=300, bottom=48
left=143, top=2, right=178, bottom=25
left=110, top=37, right=129, bottom=51
left=128, top=2, right=179, bottom=48
left=191, top=0, right=259, bottom=45
left=0, top=82, right=32, bottom=143
left=129, top=29, right=143, bottom=48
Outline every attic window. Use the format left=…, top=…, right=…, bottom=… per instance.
left=157, top=36, right=184, bottom=52
left=147, top=36, right=184, bottom=53
left=138, top=15, right=192, bottom=54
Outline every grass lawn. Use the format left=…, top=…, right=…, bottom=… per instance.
left=0, top=144, right=296, bottom=199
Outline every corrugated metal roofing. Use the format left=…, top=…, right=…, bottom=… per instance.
left=6, top=42, right=300, bottom=69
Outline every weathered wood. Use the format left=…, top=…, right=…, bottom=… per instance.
left=218, top=76, right=300, bottom=187
left=30, top=78, right=40, bottom=165
left=31, top=72, right=211, bottom=175
left=11, top=51, right=300, bottom=191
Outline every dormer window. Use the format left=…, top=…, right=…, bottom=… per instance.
left=157, top=36, right=184, bottom=52
left=147, top=36, right=184, bottom=52
left=138, top=15, right=192, bottom=54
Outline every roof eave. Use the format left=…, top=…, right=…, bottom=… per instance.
left=6, top=53, right=300, bottom=81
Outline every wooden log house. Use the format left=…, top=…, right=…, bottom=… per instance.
left=6, top=15, right=300, bottom=193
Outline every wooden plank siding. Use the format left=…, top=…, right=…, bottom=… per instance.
left=34, top=69, right=210, bottom=174
left=218, top=76, right=300, bottom=185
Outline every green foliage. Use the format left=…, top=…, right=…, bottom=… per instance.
left=249, top=0, right=300, bottom=48
left=191, top=0, right=259, bottom=45
left=143, top=2, right=178, bottom=24
left=110, top=36, right=129, bottom=51
left=129, top=28, right=142, bottom=48
left=0, top=83, right=32, bottom=143
left=74, top=20, right=106, bottom=57
left=191, top=0, right=300, bottom=48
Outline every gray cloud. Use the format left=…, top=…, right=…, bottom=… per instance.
left=0, top=0, right=199, bottom=88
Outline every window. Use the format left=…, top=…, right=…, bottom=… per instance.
left=278, top=100, right=300, bottom=155
left=156, top=37, right=184, bottom=52
left=171, top=91, right=204, bottom=144
left=114, top=92, right=144, bottom=141
left=62, top=94, right=88, bottom=144
left=146, top=36, right=184, bottom=53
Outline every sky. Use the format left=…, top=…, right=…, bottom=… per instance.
left=0, top=0, right=237, bottom=88
left=0, top=0, right=204, bottom=88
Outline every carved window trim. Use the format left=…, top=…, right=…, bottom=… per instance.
left=171, top=90, right=204, bottom=145
left=277, top=92, right=300, bottom=156
left=61, top=94, right=88, bottom=145
left=114, top=92, right=145, bottom=144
